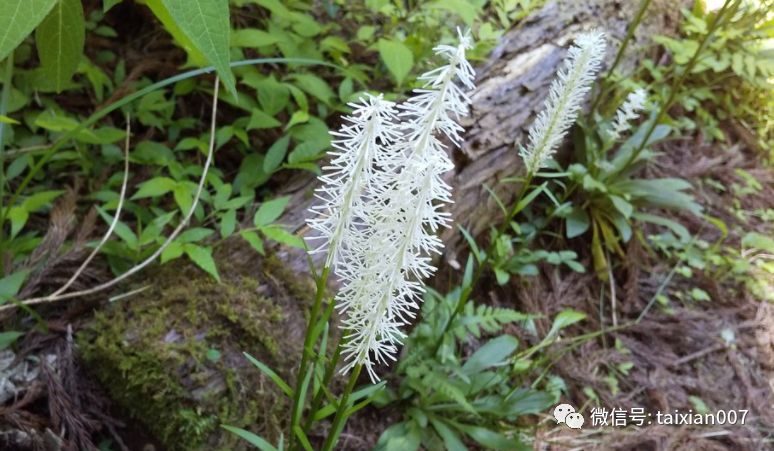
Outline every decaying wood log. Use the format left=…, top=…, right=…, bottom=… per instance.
left=79, top=2, right=685, bottom=449
left=276, top=0, right=681, bottom=274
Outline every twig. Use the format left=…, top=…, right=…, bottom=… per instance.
left=0, top=77, right=221, bottom=312
left=51, top=117, right=132, bottom=297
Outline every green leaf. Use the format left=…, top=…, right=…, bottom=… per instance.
left=247, top=108, right=282, bottom=130
left=547, top=310, right=586, bottom=338
left=103, top=0, right=122, bottom=12
left=428, top=418, right=468, bottom=451
left=288, top=141, right=327, bottom=164
left=742, top=232, right=774, bottom=253
left=160, top=0, right=236, bottom=96
left=0, top=115, right=19, bottom=124
left=184, top=244, right=220, bottom=282
left=462, top=335, right=519, bottom=375
left=230, top=28, right=278, bottom=48
left=289, top=73, right=334, bottom=106
left=221, top=425, right=278, bottom=451
left=243, top=352, right=292, bottom=396
left=566, top=207, right=590, bottom=238
left=263, top=135, right=290, bottom=173
left=240, top=231, right=265, bottom=255
left=131, top=177, right=177, bottom=199
left=0, top=270, right=29, bottom=303
left=0, top=0, right=58, bottom=62
left=253, top=196, right=290, bottom=227
left=220, top=209, right=236, bottom=238
left=456, top=424, right=518, bottom=450
left=177, top=227, right=214, bottom=243
left=378, top=39, right=414, bottom=85
left=0, top=331, right=24, bottom=350
left=253, top=76, right=289, bottom=116
left=161, top=241, right=184, bottom=263
left=35, top=0, right=85, bottom=93
left=21, top=190, right=63, bottom=212
left=261, top=225, right=305, bottom=248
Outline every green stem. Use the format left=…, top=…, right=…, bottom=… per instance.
left=432, top=172, right=535, bottom=354
left=289, top=264, right=331, bottom=450
left=304, top=300, right=343, bottom=431
left=589, top=0, right=653, bottom=115
left=0, top=52, right=13, bottom=265
left=0, top=57, right=340, bottom=241
left=610, top=0, right=738, bottom=179
left=321, top=363, right=362, bottom=451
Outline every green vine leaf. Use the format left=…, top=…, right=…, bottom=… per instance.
left=0, top=0, right=57, bottom=62
left=160, top=0, right=236, bottom=96
left=35, top=0, right=85, bottom=92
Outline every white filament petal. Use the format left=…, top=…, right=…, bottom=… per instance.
left=338, top=30, right=475, bottom=382
left=609, top=88, right=647, bottom=141
left=519, top=30, right=607, bottom=174
left=306, top=94, right=400, bottom=268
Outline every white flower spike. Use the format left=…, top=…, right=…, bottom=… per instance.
left=609, top=88, right=647, bottom=141
left=306, top=94, right=400, bottom=268
left=338, top=30, right=476, bottom=382
left=520, top=30, right=607, bottom=174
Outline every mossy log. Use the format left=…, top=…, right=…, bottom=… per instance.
left=78, top=1, right=681, bottom=449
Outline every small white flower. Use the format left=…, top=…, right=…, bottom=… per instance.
left=609, top=88, right=647, bottom=141
left=306, top=94, right=401, bottom=269
left=519, top=30, right=607, bottom=174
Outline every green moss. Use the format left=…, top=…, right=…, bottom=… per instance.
left=78, top=245, right=313, bottom=450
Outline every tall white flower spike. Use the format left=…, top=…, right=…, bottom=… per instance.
left=609, top=88, right=647, bottom=141
left=306, top=94, right=400, bottom=269
left=519, top=30, right=607, bottom=174
left=338, top=30, right=476, bottom=382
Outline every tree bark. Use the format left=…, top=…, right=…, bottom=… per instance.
left=275, top=0, right=681, bottom=274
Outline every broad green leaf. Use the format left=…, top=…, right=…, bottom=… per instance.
left=221, top=425, right=278, bottom=451
left=261, top=226, right=305, bottom=248
left=378, top=39, right=413, bottom=85
left=288, top=141, right=327, bottom=164
left=247, top=108, right=281, bottom=130
left=253, top=196, right=290, bottom=227
left=131, top=177, right=177, bottom=199
left=263, top=135, right=290, bottom=173
left=184, top=244, right=220, bottom=282
left=177, top=227, right=214, bottom=243
left=231, top=28, right=278, bottom=48
left=0, top=270, right=29, bottom=302
left=547, top=310, right=586, bottom=338
left=240, top=230, right=265, bottom=255
left=35, top=0, right=85, bottom=93
left=0, top=332, right=24, bottom=350
left=161, top=241, right=184, bottom=263
left=96, top=207, right=138, bottom=250
left=289, top=73, right=334, bottom=106
left=253, top=76, right=289, bottom=116
left=428, top=418, right=467, bottom=451
left=21, top=190, right=63, bottom=211
left=456, top=424, right=520, bottom=450
left=566, top=207, right=589, bottom=238
left=462, top=335, right=518, bottom=375
left=0, top=0, right=58, bottom=62
left=144, top=0, right=206, bottom=66
left=160, top=0, right=236, bottom=96
left=220, top=209, right=236, bottom=238
left=742, top=232, right=774, bottom=253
